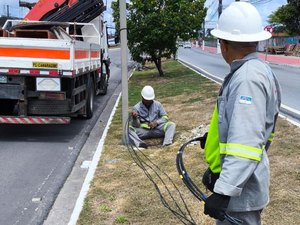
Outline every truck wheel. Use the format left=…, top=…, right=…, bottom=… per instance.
left=99, top=63, right=109, bottom=95
left=85, top=78, right=94, bottom=119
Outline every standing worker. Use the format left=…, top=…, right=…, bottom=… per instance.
left=129, top=85, right=176, bottom=148
left=201, top=2, right=281, bottom=225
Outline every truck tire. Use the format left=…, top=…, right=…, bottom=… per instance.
left=85, top=78, right=94, bottom=119
left=99, top=62, right=109, bottom=95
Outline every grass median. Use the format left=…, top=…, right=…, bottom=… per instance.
left=77, top=59, right=300, bottom=225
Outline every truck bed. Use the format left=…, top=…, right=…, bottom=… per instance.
left=0, top=30, right=101, bottom=77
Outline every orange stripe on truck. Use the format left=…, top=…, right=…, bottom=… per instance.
left=0, top=48, right=96, bottom=60
left=91, top=51, right=100, bottom=58
left=75, top=50, right=89, bottom=59
left=74, top=50, right=99, bottom=59
left=0, top=48, right=70, bottom=59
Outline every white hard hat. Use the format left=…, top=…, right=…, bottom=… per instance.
left=211, top=2, right=271, bottom=42
left=141, top=85, right=155, bottom=100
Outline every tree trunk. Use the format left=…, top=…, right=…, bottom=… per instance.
left=153, top=56, right=164, bottom=76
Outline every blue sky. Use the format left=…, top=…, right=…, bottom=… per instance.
left=205, top=0, right=288, bottom=26
left=0, top=0, right=34, bottom=18
left=0, top=0, right=287, bottom=27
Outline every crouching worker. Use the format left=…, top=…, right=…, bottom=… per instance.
left=129, top=85, right=176, bottom=148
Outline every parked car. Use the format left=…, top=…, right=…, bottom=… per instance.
left=108, top=38, right=119, bottom=47
left=177, top=41, right=184, bottom=47
left=183, top=41, right=192, bottom=48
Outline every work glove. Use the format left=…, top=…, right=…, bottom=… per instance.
left=202, top=167, right=220, bottom=192
left=204, top=193, right=230, bottom=221
left=199, top=132, right=208, bottom=149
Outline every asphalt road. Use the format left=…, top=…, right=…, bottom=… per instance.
left=0, top=48, right=131, bottom=225
left=178, top=47, right=300, bottom=122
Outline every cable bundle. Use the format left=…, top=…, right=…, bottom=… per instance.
left=124, top=115, right=242, bottom=225
left=124, top=116, right=197, bottom=225
left=176, top=138, right=243, bottom=225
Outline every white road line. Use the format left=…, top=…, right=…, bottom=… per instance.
left=67, top=68, right=135, bottom=225
left=281, top=104, right=300, bottom=115
left=68, top=93, right=121, bottom=225
left=178, top=58, right=223, bottom=85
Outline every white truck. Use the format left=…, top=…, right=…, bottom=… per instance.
left=0, top=0, right=110, bottom=124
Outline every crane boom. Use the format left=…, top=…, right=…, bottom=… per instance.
left=23, top=0, right=105, bottom=23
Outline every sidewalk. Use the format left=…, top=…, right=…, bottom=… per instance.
left=198, top=45, right=300, bottom=68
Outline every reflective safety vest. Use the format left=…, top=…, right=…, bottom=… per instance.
left=204, top=54, right=281, bottom=174
left=204, top=105, right=221, bottom=173
left=204, top=104, right=276, bottom=173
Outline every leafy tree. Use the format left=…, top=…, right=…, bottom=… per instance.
left=112, top=0, right=206, bottom=76
left=111, top=1, right=122, bottom=36
left=268, top=0, right=300, bottom=36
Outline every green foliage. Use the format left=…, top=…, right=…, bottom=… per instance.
left=128, top=60, right=217, bottom=106
left=112, top=0, right=206, bottom=76
left=99, top=204, right=112, bottom=213
left=268, top=0, right=300, bottom=35
left=115, top=215, right=128, bottom=223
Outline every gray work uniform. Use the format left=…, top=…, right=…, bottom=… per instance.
left=213, top=53, right=281, bottom=224
left=129, top=100, right=176, bottom=146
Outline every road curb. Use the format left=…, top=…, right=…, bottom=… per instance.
left=43, top=82, right=123, bottom=225
left=68, top=92, right=121, bottom=225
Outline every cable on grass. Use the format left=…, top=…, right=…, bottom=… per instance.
left=124, top=115, right=197, bottom=225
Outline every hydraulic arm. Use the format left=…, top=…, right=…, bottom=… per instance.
left=23, top=0, right=105, bottom=23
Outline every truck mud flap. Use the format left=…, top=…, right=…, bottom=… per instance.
left=0, top=116, right=70, bottom=124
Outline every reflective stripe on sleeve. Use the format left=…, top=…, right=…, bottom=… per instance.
left=140, top=123, right=150, bottom=129
left=129, top=125, right=136, bottom=132
left=268, top=132, right=274, bottom=142
left=219, top=143, right=263, bottom=161
left=162, top=115, right=169, bottom=121
left=163, top=122, right=170, bottom=132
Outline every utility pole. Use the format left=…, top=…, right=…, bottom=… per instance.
left=202, top=21, right=205, bottom=38
left=120, top=0, right=128, bottom=143
left=218, top=0, right=222, bottom=17
left=217, top=0, right=222, bottom=54
left=6, top=5, right=10, bottom=17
